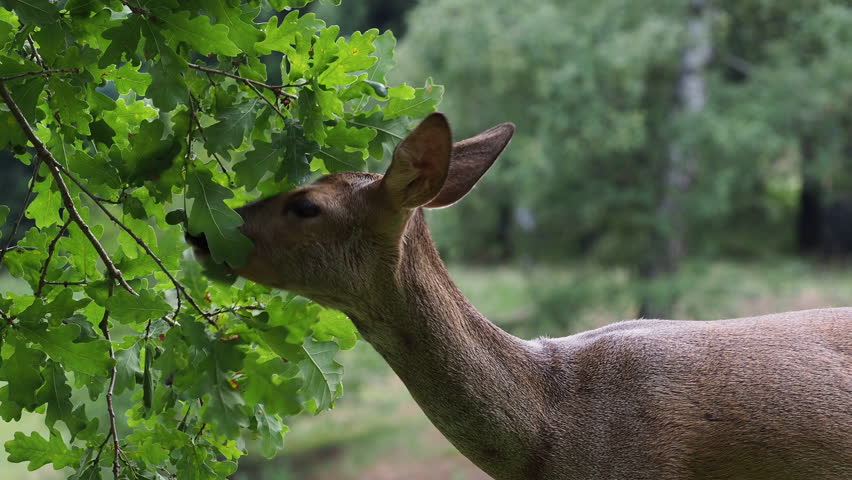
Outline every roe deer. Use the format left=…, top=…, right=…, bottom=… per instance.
left=187, top=113, right=852, bottom=480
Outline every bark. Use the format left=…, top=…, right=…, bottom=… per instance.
left=796, top=134, right=822, bottom=253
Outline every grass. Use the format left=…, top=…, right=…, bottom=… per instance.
left=3, top=258, right=852, bottom=479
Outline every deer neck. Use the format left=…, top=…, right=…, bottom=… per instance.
left=346, top=212, right=548, bottom=477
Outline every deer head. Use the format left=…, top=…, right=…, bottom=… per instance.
left=186, top=113, right=515, bottom=315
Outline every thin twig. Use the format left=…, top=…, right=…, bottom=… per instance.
left=193, top=423, right=206, bottom=443
left=206, top=304, right=264, bottom=317
left=244, top=80, right=288, bottom=121
left=187, top=63, right=300, bottom=98
left=34, top=217, right=73, bottom=297
left=93, top=430, right=114, bottom=466
left=0, top=68, right=79, bottom=82
left=0, top=308, right=13, bottom=324
left=98, top=277, right=121, bottom=480
left=0, top=157, right=41, bottom=268
left=26, top=35, right=45, bottom=69
left=0, top=83, right=138, bottom=296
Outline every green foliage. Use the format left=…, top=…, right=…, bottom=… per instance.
left=398, top=0, right=852, bottom=264
left=0, top=1, right=440, bottom=477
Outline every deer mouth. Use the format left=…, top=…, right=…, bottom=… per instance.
left=184, top=232, right=210, bottom=256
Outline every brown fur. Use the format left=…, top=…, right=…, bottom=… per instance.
left=198, top=114, right=852, bottom=479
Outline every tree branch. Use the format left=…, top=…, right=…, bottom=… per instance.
left=98, top=278, right=121, bottom=480
left=0, top=68, right=79, bottom=82
left=0, top=82, right=138, bottom=296
left=187, top=63, right=301, bottom=99
left=46, top=158, right=214, bottom=325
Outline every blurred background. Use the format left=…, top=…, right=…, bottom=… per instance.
left=2, top=0, right=852, bottom=478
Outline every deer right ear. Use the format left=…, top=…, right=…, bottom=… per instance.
left=381, top=113, right=453, bottom=210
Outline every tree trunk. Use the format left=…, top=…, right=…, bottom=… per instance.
left=796, top=134, right=822, bottom=253
left=639, top=0, right=711, bottom=319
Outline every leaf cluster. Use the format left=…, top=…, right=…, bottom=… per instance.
left=0, top=1, right=441, bottom=478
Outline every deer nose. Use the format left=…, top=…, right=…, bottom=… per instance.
left=235, top=196, right=274, bottom=221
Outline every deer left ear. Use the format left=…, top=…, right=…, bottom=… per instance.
left=381, top=113, right=452, bottom=210
left=424, top=122, right=515, bottom=209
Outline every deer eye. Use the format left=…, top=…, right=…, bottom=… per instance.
left=288, top=197, right=321, bottom=218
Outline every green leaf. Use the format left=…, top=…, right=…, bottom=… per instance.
left=106, top=62, right=151, bottom=95
left=0, top=204, right=9, bottom=238
left=365, top=31, right=397, bottom=86
left=325, top=121, right=377, bottom=152
left=107, top=288, right=171, bottom=325
left=242, top=352, right=302, bottom=417
left=350, top=110, right=409, bottom=160
left=315, top=147, right=366, bottom=173
left=254, top=408, right=287, bottom=458
left=111, top=119, right=181, bottom=185
left=114, top=342, right=142, bottom=395
left=256, top=11, right=324, bottom=56
left=384, top=78, right=444, bottom=120
left=0, top=335, right=45, bottom=409
left=277, top=119, right=320, bottom=184
left=312, top=309, right=358, bottom=350
left=317, top=29, right=380, bottom=87
left=207, top=2, right=264, bottom=56
left=298, top=337, right=343, bottom=413
left=204, top=92, right=259, bottom=156
left=35, top=360, right=87, bottom=437
left=161, top=12, right=241, bottom=57
left=186, top=168, right=254, bottom=267
left=234, top=140, right=278, bottom=191
left=99, top=16, right=143, bottom=67
left=3, top=0, right=60, bottom=26
left=16, top=324, right=113, bottom=377
left=165, top=209, right=187, bottom=225
left=5, top=431, right=81, bottom=470
left=102, top=98, right=158, bottom=145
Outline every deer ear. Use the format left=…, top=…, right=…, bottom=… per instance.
left=424, top=122, right=515, bottom=209
left=381, top=113, right=453, bottom=209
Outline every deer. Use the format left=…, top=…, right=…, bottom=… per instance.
left=186, top=113, right=852, bottom=480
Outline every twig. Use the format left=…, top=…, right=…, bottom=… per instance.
left=98, top=277, right=121, bottom=480
left=34, top=216, right=73, bottom=297
left=187, top=94, right=231, bottom=183
left=0, top=68, right=79, bottom=82
left=0, top=157, right=41, bottom=268
left=93, top=430, right=114, bottom=466
left=0, top=83, right=138, bottom=296
left=177, top=403, right=192, bottom=432
left=187, top=63, right=300, bottom=99
left=120, top=0, right=153, bottom=18
left=44, top=280, right=87, bottom=287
